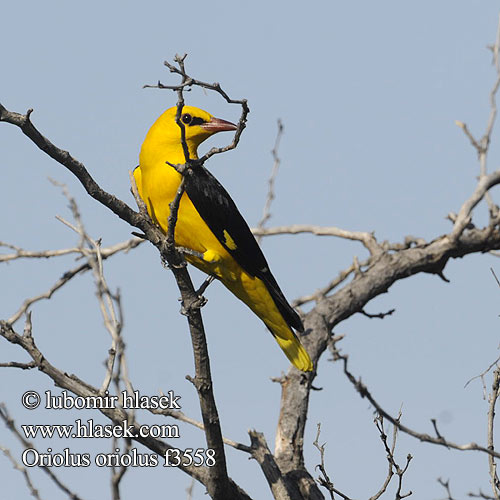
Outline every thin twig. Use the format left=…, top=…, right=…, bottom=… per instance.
left=0, top=445, right=43, bottom=500
left=360, top=308, right=395, bottom=320
left=50, top=183, right=123, bottom=395
left=292, top=258, right=370, bottom=308
left=487, top=367, right=500, bottom=499
left=6, top=236, right=141, bottom=326
left=148, top=405, right=251, bottom=453
left=455, top=13, right=500, bottom=227
left=256, top=119, right=284, bottom=243
left=469, top=488, right=497, bottom=499
left=144, top=55, right=250, bottom=165
left=253, top=224, right=381, bottom=255
left=186, top=478, right=195, bottom=500
left=437, top=478, right=457, bottom=500
left=370, top=413, right=412, bottom=500
left=0, top=404, right=85, bottom=500
left=0, top=360, right=36, bottom=369
left=313, top=423, right=352, bottom=500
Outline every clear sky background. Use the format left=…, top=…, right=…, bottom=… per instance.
left=2, top=2, right=500, bottom=499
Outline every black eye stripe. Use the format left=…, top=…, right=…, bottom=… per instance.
left=190, top=116, right=205, bottom=126
left=181, top=114, right=206, bottom=127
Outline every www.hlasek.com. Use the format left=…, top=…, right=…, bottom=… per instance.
left=19, top=389, right=216, bottom=468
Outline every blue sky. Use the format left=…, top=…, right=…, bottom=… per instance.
left=2, top=2, right=500, bottom=499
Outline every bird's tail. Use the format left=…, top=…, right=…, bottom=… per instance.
left=221, top=270, right=313, bottom=372
left=272, top=329, right=313, bottom=372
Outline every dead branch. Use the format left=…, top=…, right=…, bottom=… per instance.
left=0, top=444, right=43, bottom=500
left=144, top=54, right=249, bottom=164
left=149, top=405, right=252, bottom=453
left=252, top=224, right=381, bottom=256
left=0, top=403, right=85, bottom=500
left=313, top=423, right=350, bottom=500
left=256, top=119, right=284, bottom=243
left=359, top=308, right=395, bottom=320
left=437, top=478, right=457, bottom=500
left=0, top=361, right=36, bottom=369
left=249, top=430, right=301, bottom=500
left=487, top=367, right=500, bottom=499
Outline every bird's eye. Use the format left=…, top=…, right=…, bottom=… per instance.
left=181, top=113, right=192, bottom=125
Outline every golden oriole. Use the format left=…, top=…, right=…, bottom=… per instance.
left=134, top=106, right=313, bottom=372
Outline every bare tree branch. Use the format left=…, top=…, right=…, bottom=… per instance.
left=371, top=414, right=412, bottom=500
left=144, top=54, right=250, bottom=164
left=437, top=478, right=457, bottom=500
left=487, top=367, right=500, bottom=499
left=0, top=444, right=43, bottom=500
left=292, top=259, right=370, bottom=309
left=252, top=224, right=381, bottom=256
left=5, top=236, right=140, bottom=326
left=149, top=405, right=252, bottom=453
left=313, top=423, right=350, bottom=500
left=51, top=182, right=124, bottom=395
left=454, top=12, right=500, bottom=222
left=249, top=430, right=302, bottom=500
left=0, top=236, right=141, bottom=264
left=0, top=360, right=36, bottom=369
left=0, top=403, right=85, bottom=500
left=469, top=488, right=497, bottom=499
left=256, top=119, right=284, bottom=243
left=359, top=308, right=395, bottom=320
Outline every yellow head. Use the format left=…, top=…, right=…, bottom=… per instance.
left=140, top=106, right=237, bottom=165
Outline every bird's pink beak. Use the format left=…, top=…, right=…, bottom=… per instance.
left=201, top=116, right=238, bottom=132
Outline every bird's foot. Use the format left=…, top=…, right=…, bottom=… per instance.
left=196, top=275, right=215, bottom=296
left=180, top=294, right=208, bottom=316
left=161, top=254, right=187, bottom=269
left=177, top=246, right=205, bottom=260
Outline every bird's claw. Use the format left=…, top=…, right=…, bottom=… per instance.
left=180, top=295, right=208, bottom=316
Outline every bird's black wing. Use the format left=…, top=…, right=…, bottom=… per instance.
left=184, top=165, right=303, bottom=332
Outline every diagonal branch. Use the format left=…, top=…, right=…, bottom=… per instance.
left=0, top=444, right=43, bottom=500
left=149, top=405, right=251, bottom=453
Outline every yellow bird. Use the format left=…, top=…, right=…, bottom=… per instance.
left=134, top=106, right=313, bottom=372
